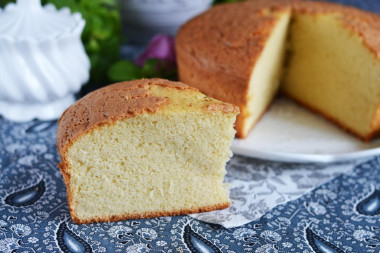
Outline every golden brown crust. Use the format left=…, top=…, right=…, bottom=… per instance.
left=57, top=79, right=238, bottom=174
left=177, top=0, right=291, bottom=111
left=70, top=202, right=231, bottom=224
left=176, top=0, right=380, bottom=139
left=57, top=78, right=198, bottom=155
left=56, top=78, right=182, bottom=185
left=57, top=79, right=197, bottom=175
left=205, top=102, right=240, bottom=114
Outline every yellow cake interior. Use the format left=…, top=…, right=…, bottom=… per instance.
left=282, top=13, right=380, bottom=138
left=243, top=11, right=291, bottom=136
left=66, top=85, right=236, bottom=221
left=244, top=10, right=380, bottom=139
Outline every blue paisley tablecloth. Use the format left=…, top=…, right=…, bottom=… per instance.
left=1, top=0, right=380, bottom=252
left=1, top=118, right=380, bottom=253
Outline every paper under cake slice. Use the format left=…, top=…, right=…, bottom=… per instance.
left=57, top=78, right=239, bottom=224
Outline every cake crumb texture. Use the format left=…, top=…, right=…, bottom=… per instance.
left=57, top=78, right=239, bottom=223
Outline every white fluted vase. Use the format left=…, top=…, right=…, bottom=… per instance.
left=0, top=0, right=90, bottom=121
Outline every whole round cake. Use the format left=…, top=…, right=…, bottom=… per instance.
left=176, top=0, right=380, bottom=140
left=57, top=78, right=238, bottom=224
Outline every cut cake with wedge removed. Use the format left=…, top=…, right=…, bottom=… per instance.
left=176, top=0, right=380, bottom=140
left=57, top=78, right=239, bottom=224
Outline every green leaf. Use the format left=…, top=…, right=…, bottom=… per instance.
left=42, top=0, right=78, bottom=10
left=45, top=0, right=121, bottom=85
left=141, top=59, right=160, bottom=77
left=108, top=61, right=141, bottom=82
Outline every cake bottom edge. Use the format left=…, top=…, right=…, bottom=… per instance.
left=282, top=92, right=378, bottom=142
left=69, top=202, right=231, bottom=224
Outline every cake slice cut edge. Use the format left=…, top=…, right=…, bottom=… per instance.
left=57, top=79, right=239, bottom=224
left=282, top=11, right=380, bottom=141
left=239, top=10, right=291, bottom=138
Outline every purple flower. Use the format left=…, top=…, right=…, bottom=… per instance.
left=135, top=34, right=176, bottom=67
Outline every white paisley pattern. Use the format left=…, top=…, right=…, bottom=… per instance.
left=190, top=156, right=360, bottom=227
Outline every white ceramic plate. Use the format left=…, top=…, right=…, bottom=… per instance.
left=231, top=97, right=380, bottom=163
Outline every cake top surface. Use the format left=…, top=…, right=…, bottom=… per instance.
left=56, top=78, right=238, bottom=153
left=176, top=0, right=380, bottom=84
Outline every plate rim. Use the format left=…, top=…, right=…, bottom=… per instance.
left=231, top=145, right=380, bottom=163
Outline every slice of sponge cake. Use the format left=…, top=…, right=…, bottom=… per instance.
left=57, top=78, right=239, bottom=224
